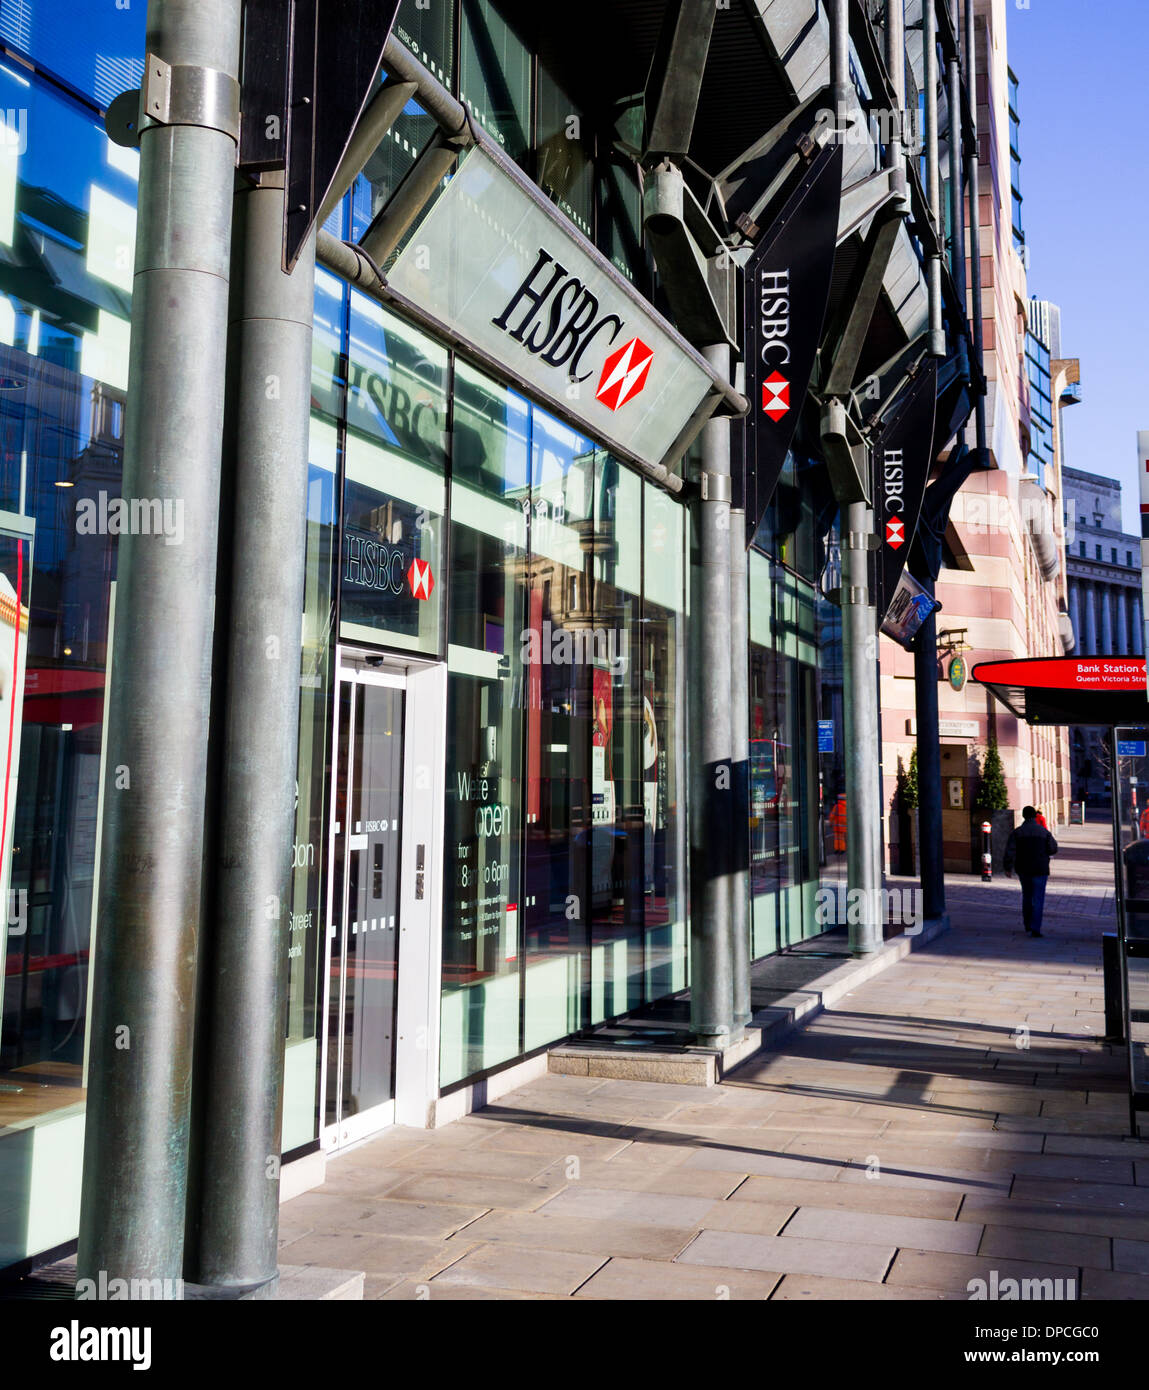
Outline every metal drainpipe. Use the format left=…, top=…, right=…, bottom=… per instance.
left=963, top=0, right=989, bottom=457
left=77, top=0, right=243, bottom=1289
left=689, top=343, right=735, bottom=1046
left=729, top=511, right=751, bottom=1026
left=194, top=177, right=316, bottom=1294
left=830, top=0, right=882, bottom=954
left=924, top=0, right=946, bottom=359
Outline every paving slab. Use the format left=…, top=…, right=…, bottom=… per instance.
left=677, top=1229, right=894, bottom=1283
left=573, top=1256, right=782, bottom=1300
left=783, top=1205, right=983, bottom=1255
left=428, top=1243, right=606, bottom=1295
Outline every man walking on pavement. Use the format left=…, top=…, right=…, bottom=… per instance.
left=1003, top=805, right=1059, bottom=937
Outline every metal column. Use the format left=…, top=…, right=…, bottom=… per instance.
left=842, top=506, right=882, bottom=955
left=923, top=0, right=946, bottom=359
left=914, top=582, right=946, bottom=920
left=689, top=344, right=735, bottom=1045
left=730, top=511, right=751, bottom=1026
left=77, top=0, right=243, bottom=1288
left=194, top=177, right=316, bottom=1292
left=963, top=0, right=989, bottom=457
left=830, top=0, right=882, bottom=954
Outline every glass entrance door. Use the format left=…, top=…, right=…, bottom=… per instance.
left=323, top=668, right=406, bottom=1148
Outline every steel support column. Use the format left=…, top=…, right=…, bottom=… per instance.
left=689, top=344, right=735, bottom=1045
left=923, top=0, right=946, bottom=358
left=842, top=509, right=883, bottom=954
left=914, top=580, right=946, bottom=920
left=194, top=176, right=316, bottom=1292
left=729, top=510, right=751, bottom=1026
left=78, top=0, right=243, bottom=1288
left=963, top=0, right=988, bottom=457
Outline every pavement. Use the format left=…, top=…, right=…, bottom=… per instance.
left=280, top=815, right=1149, bottom=1300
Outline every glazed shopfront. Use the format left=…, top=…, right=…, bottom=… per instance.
left=0, top=0, right=851, bottom=1268
left=282, top=143, right=720, bottom=1153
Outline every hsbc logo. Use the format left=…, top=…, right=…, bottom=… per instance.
left=883, top=449, right=905, bottom=547
left=596, top=337, right=653, bottom=411
left=761, top=372, right=789, bottom=420
left=407, top=557, right=434, bottom=600
left=757, top=268, right=793, bottom=424
left=492, top=247, right=626, bottom=387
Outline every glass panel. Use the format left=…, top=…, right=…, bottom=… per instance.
left=598, top=160, right=645, bottom=289
left=589, top=456, right=642, bottom=1021
left=340, top=294, right=447, bottom=653
left=324, top=681, right=353, bottom=1130
left=536, top=66, right=593, bottom=238
left=642, top=483, right=687, bottom=999
left=440, top=363, right=527, bottom=1086
left=281, top=408, right=338, bottom=1151
left=0, top=2, right=145, bottom=105
left=0, top=71, right=136, bottom=1164
left=341, top=684, right=404, bottom=1118
left=459, top=0, right=532, bottom=165
left=392, top=0, right=455, bottom=88
left=522, top=405, right=597, bottom=1050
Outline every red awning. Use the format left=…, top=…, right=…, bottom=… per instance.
left=972, top=657, right=1149, bottom=725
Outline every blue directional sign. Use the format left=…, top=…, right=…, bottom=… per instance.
left=1118, top=740, right=1147, bottom=757
left=817, top=720, right=834, bottom=753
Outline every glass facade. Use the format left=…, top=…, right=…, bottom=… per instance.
left=440, top=373, right=689, bottom=1085
left=0, top=0, right=840, bottom=1271
left=1025, top=329, right=1054, bottom=489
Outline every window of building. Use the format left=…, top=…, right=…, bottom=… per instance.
left=460, top=0, right=532, bottom=165
left=1097, top=545, right=1103, bottom=560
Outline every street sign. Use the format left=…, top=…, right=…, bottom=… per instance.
left=1119, top=741, right=1147, bottom=758
left=973, top=657, right=1149, bottom=725
left=742, top=141, right=842, bottom=549
left=817, top=720, right=834, bottom=753
left=873, top=357, right=939, bottom=624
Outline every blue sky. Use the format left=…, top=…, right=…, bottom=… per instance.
left=1006, top=0, right=1148, bottom=534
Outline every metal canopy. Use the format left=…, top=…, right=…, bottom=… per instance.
left=973, top=657, right=1149, bottom=726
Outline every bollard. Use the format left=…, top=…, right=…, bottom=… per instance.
left=980, top=820, right=992, bottom=881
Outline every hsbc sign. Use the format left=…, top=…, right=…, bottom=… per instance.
left=388, top=147, right=713, bottom=469
left=742, top=143, right=843, bottom=549
left=873, top=358, right=939, bottom=624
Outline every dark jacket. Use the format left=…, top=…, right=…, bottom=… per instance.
left=1004, top=819, right=1059, bottom=878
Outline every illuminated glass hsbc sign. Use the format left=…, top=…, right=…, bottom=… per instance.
left=388, top=146, right=712, bottom=467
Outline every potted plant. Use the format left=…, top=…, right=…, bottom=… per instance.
left=901, top=748, right=920, bottom=874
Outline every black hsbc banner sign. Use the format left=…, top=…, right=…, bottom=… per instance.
left=743, top=142, right=843, bottom=549
left=874, top=357, right=939, bottom=623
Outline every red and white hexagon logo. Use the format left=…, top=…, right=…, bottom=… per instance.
left=407, top=557, right=434, bottom=599
left=761, top=372, right=790, bottom=420
left=596, top=336, right=653, bottom=411
left=885, top=518, right=905, bottom=549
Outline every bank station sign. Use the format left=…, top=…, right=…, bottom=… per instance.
left=388, top=147, right=714, bottom=468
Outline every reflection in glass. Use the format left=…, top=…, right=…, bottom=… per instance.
left=441, top=363, right=527, bottom=1085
